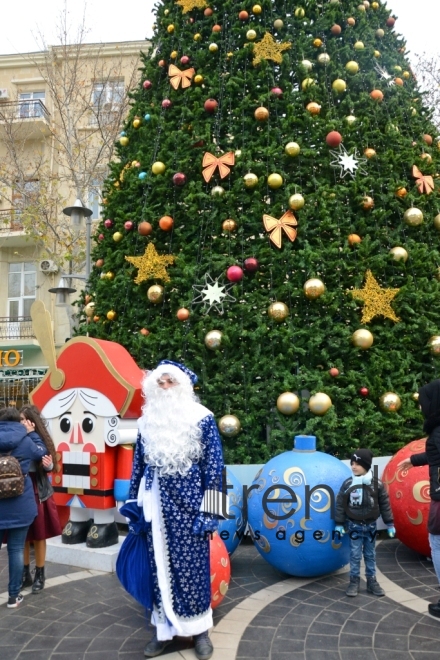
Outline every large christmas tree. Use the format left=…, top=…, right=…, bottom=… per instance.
left=78, top=0, right=440, bottom=464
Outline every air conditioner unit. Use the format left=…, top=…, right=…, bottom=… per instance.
left=39, top=259, right=58, bottom=274
left=0, top=88, right=9, bottom=100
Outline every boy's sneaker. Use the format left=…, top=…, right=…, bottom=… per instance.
left=7, top=594, right=24, bottom=608
left=345, top=576, right=360, bottom=597
left=366, top=577, right=385, bottom=597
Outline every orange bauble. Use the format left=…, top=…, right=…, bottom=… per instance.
left=362, top=196, right=374, bottom=210
left=176, top=308, right=190, bottom=321
left=204, top=7, right=213, bottom=15
left=395, top=187, right=407, bottom=198
left=95, top=258, right=104, bottom=268
left=370, top=89, right=384, bottom=102
left=254, top=106, right=269, bottom=121
left=138, top=221, right=153, bottom=236
left=382, top=439, right=430, bottom=557
left=210, top=532, right=231, bottom=609
left=212, top=24, right=221, bottom=32
left=140, top=328, right=150, bottom=336
left=394, top=77, right=403, bottom=86
left=159, top=215, right=174, bottom=231
left=306, top=102, right=321, bottom=115
left=423, top=134, right=433, bottom=146
left=364, top=148, right=376, bottom=159
left=348, top=234, right=361, bottom=245
left=346, top=17, right=355, bottom=26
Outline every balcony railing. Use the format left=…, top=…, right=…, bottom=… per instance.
left=0, top=317, right=35, bottom=340
left=0, top=209, right=23, bottom=232
left=0, top=100, right=51, bottom=123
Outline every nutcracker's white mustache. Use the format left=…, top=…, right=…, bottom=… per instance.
left=139, top=373, right=202, bottom=476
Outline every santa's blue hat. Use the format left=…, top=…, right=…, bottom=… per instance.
left=157, top=360, right=198, bottom=385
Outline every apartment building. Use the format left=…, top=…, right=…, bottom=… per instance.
left=0, top=40, right=147, bottom=408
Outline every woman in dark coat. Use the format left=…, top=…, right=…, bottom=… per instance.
left=398, top=379, right=440, bottom=619
left=0, top=407, right=47, bottom=608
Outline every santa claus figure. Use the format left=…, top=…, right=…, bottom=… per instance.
left=127, top=360, right=226, bottom=660
left=30, top=335, right=144, bottom=548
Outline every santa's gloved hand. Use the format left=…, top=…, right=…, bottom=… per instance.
left=334, top=525, right=345, bottom=537
left=387, top=526, right=396, bottom=538
left=192, top=512, right=219, bottom=537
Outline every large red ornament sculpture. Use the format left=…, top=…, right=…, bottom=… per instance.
left=382, top=439, right=431, bottom=557
left=210, top=532, right=231, bottom=609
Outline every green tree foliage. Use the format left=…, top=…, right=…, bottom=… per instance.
left=77, top=0, right=440, bottom=464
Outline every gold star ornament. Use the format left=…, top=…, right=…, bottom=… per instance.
left=125, top=243, right=175, bottom=284
left=176, top=0, right=207, bottom=13
left=348, top=270, right=400, bottom=323
left=252, top=32, right=291, bottom=66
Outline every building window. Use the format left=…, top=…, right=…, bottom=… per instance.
left=91, top=81, right=124, bottom=112
left=8, top=262, right=36, bottom=319
left=18, top=91, right=45, bottom=119
left=88, top=178, right=103, bottom=220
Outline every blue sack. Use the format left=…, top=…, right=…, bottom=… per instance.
left=116, top=501, right=154, bottom=610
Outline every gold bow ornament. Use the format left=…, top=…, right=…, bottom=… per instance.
left=263, top=210, right=298, bottom=248
left=412, top=165, right=434, bottom=195
left=202, top=151, right=235, bottom=183
left=168, top=64, right=195, bottom=90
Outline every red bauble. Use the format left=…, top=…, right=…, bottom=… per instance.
left=382, top=440, right=430, bottom=557
left=204, top=98, right=218, bottom=113
left=95, top=259, right=104, bottom=268
left=238, top=10, right=249, bottom=20
left=226, top=265, right=244, bottom=282
left=244, top=257, right=259, bottom=272
left=180, top=55, right=190, bottom=65
left=271, top=87, right=283, bottom=97
left=386, top=17, right=396, bottom=27
left=104, top=219, right=113, bottom=229
left=326, top=131, right=343, bottom=147
left=124, top=221, right=133, bottom=231
left=359, top=387, right=369, bottom=397
left=162, top=99, right=172, bottom=109
left=173, top=172, right=186, bottom=186
left=98, top=233, right=104, bottom=241
left=143, top=80, right=152, bottom=90
left=158, top=59, right=166, bottom=68
left=331, top=24, right=342, bottom=35
left=210, top=532, right=231, bottom=609
left=329, top=368, right=339, bottom=377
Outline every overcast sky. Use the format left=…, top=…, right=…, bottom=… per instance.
left=0, top=0, right=437, bottom=58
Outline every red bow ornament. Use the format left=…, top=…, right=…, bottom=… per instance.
left=412, top=165, right=434, bottom=195
left=168, top=64, right=195, bottom=90
left=202, top=152, right=235, bottom=183
left=263, top=210, right=298, bottom=249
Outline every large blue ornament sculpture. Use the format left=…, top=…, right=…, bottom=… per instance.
left=217, top=468, right=247, bottom=555
left=247, top=435, right=351, bottom=577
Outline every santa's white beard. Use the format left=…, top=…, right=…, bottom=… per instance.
left=139, top=383, right=203, bottom=477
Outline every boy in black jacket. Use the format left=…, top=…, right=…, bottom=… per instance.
left=335, top=449, right=396, bottom=597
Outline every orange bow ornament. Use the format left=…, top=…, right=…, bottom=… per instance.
left=168, top=64, right=195, bottom=90
left=263, top=210, right=298, bottom=249
left=412, top=165, right=434, bottom=195
left=202, top=151, right=235, bottom=183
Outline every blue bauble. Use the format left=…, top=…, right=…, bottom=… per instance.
left=138, top=171, right=147, bottom=180
left=217, top=468, right=247, bottom=555
left=247, top=435, right=351, bottom=577
left=120, top=131, right=126, bottom=137
left=144, top=114, right=151, bottom=122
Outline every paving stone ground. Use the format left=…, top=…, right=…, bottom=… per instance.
left=0, top=536, right=439, bottom=659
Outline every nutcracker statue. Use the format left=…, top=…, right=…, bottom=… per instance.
left=29, top=301, right=144, bottom=547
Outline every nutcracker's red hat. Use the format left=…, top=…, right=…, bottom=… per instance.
left=30, top=336, right=144, bottom=418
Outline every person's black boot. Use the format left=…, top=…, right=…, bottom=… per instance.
left=428, top=599, right=440, bottom=618
left=366, top=576, right=385, bottom=597
left=194, top=631, right=213, bottom=660
left=345, top=576, right=360, bottom=597
left=22, top=565, right=33, bottom=589
left=32, top=567, right=45, bottom=593
left=143, top=633, right=172, bottom=657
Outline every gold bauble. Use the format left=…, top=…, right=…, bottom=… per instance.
left=285, top=142, right=300, bottom=156
left=268, top=173, right=283, bottom=189
left=276, top=392, right=300, bottom=415
left=113, top=231, right=123, bottom=242
left=246, top=30, right=257, bottom=41
left=317, top=53, right=330, bottom=65
left=84, top=302, right=95, bottom=318
left=364, top=148, right=376, bottom=159
left=332, top=78, right=347, bottom=93
left=348, top=234, right=362, bottom=245
left=421, top=153, right=433, bottom=164
left=428, top=336, right=440, bottom=355
left=194, top=74, right=204, bottom=84
left=170, top=50, right=178, bottom=59
left=273, top=19, right=284, bottom=30
left=374, top=50, right=381, bottom=58
left=403, top=71, right=410, bottom=79
left=352, top=329, right=374, bottom=349
left=376, top=28, right=385, bottom=38
left=389, top=247, right=408, bottom=262
left=209, top=43, right=219, bottom=52
left=133, top=118, right=141, bottom=129
left=395, top=187, right=407, bottom=198
left=372, top=2, right=379, bottom=8
left=403, top=207, right=423, bottom=227
left=222, top=219, right=237, bottom=231
left=301, top=77, right=316, bottom=90
left=147, top=285, right=164, bottom=303
left=252, top=4, right=262, bottom=13
left=244, top=173, right=259, bottom=188
left=354, top=41, right=365, bottom=50
left=313, top=38, right=323, bottom=48
left=218, top=415, right=241, bottom=437
left=308, top=392, right=332, bottom=416
left=119, top=136, right=129, bottom=146
left=301, top=59, right=313, bottom=71
left=379, top=392, right=401, bottom=412
left=205, top=330, right=223, bottom=350
left=306, top=102, right=321, bottom=114
left=294, top=7, right=305, bottom=17
left=412, top=392, right=419, bottom=401
left=434, top=214, right=440, bottom=230
left=211, top=186, right=225, bottom=197
left=106, top=310, right=117, bottom=321
left=304, top=278, right=325, bottom=299
left=268, top=301, right=289, bottom=322
left=194, top=33, right=202, bottom=41
left=167, top=24, right=175, bottom=34
left=105, top=271, right=115, bottom=280
left=345, top=115, right=357, bottom=126
left=152, top=161, right=166, bottom=175
left=362, top=196, right=374, bottom=210
left=255, top=106, right=269, bottom=121
left=345, top=60, right=359, bottom=74
left=289, top=193, right=305, bottom=210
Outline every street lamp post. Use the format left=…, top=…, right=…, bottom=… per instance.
left=62, top=198, right=94, bottom=279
